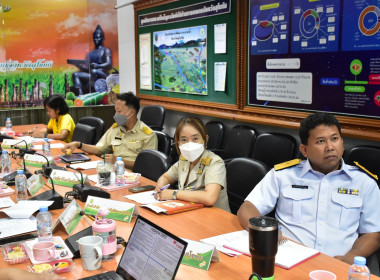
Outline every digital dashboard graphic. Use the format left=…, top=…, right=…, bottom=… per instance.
left=291, top=0, right=340, bottom=53
left=248, top=0, right=380, bottom=118
left=342, top=0, right=380, bottom=51
left=250, top=1, right=289, bottom=55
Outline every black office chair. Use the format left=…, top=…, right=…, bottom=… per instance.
left=155, top=130, right=171, bottom=156
left=0, top=134, right=14, bottom=142
left=344, top=145, right=380, bottom=187
left=226, top=158, right=269, bottom=215
left=140, top=105, right=166, bottom=131
left=132, top=150, right=171, bottom=182
left=221, top=125, right=257, bottom=164
left=205, top=121, right=225, bottom=150
left=78, top=116, right=105, bottom=144
left=72, top=123, right=97, bottom=145
left=168, top=143, right=180, bottom=165
left=251, top=132, right=298, bottom=169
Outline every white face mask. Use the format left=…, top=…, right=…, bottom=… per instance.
left=179, top=142, right=205, bottom=162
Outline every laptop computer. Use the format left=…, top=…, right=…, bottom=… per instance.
left=79, top=215, right=188, bottom=280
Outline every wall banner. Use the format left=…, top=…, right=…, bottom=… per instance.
left=138, top=0, right=231, bottom=27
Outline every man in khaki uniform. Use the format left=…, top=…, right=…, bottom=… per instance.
left=62, top=92, right=158, bottom=169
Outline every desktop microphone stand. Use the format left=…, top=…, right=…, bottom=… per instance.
left=3, top=150, right=32, bottom=185
left=28, top=153, right=64, bottom=210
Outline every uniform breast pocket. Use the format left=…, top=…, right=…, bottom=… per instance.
left=281, top=187, right=314, bottom=224
left=331, top=192, right=362, bottom=230
left=111, top=139, right=122, bottom=154
left=127, top=140, right=143, bottom=153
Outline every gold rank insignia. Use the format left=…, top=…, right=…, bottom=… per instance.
left=142, top=126, right=153, bottom=135
left=200, top=157, right=211, bottom=166
left=274, top=159, right=302, bottom=171
left=112, top=122, right=118, bottom=128
left=353, top=161, right=378, bottom=181
left=179, top=155, right=187, bottom=161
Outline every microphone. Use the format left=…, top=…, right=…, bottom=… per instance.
left=65, top=164, right=110, bottom=202
left=3, top=140, right=32, bottom=185
left=28, top=153, right=64, bottom=210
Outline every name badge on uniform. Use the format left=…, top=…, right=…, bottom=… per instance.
left=129, top=140, right=140, bottom=144
left=338, top=188, right=359, bottom=195
left=292, top=185, right=308, bottom=189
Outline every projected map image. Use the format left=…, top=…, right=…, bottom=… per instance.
left=153, top=26, right=207, bottom=95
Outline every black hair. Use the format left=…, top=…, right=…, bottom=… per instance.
left=116, top=92, right=140, bottom=113
left=299, top=112, right=341, bottom=145
left=44, top=94, right=69, bottom=115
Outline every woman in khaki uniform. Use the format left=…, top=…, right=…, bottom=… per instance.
left=154, top=117, right=230, bottom=212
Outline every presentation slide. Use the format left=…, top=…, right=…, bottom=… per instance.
left=248, top=0, right=380, bottom=118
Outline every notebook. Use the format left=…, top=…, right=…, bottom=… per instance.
left=220, top=230, right=320, bottom=269
left=78, top=215, right=188, bottom=280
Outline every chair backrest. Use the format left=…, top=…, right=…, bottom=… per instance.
left=251, top=132, right=298, bottom=169
left=222, top=125, right=257, bottom=160
left=78, top=116, right=105, bottom=145
left=140, top=105, right=166, bottom=131
left=205, top=121, right=225, bottom=150
left=168, top=143, right=180, bottom=165
left=344, top=145, right=380, bottom=187
left=132, top=150, right=171, bottom=182
left=226, top=158, right=269, bottom=214
left=155, top=130, right=171, bottom=156
left=72, top=123, right=97, bottom=145
left=0, top=134, right=14, bottom=142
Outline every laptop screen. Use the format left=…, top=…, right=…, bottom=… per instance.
left=116, top=215, right=187, bottom=280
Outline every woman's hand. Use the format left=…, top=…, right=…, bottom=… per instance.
left=154, top=189, right=174, bottom=201
left=31, top=130, right=45, bottom=138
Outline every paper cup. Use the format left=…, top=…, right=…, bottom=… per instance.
left=309, top=270, right=337, bottom=280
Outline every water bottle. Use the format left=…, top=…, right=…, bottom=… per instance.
left=42, top=138, right=51, bottom=157
left=1, top=150, right=11, bottom=177
left=5, top=117, right=12, bottom=130
left=15, top=169, right=28, bottom=202
left=36, top=206, right=53, bottom=241
left=348, top=256, right=370, bottom=280
left=114, top=157, right=125, bottom=186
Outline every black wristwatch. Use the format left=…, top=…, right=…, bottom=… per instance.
left=78, top=142, right=83, bottom=149
left=173, top=190, right=178, bottom=200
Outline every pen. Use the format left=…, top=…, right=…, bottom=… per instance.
left=222, top=245, right=251, bottom=257
left=152, top=184, right=170, bottom=196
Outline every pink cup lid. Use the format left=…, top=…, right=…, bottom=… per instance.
left=92, top=219, right=116, bottom=232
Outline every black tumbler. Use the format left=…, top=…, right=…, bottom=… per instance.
left=248, top=216, right=278, bottom=280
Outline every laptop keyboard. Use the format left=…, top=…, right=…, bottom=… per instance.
left=79, top=271, right=121, bottom=280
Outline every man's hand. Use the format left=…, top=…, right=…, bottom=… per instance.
left=102, top=153, right=116, bottom=164
left=335, top=254, right=354, bottom=264
left=61, top=141, right=80, bottom=154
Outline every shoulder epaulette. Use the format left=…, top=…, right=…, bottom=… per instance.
left=201, top=157, right=212, bottom=166
left=112, top=123, right=118, bottom=129
left=142, top=126, right=153, bottom=135
left=274, top=159, right=302, bottom=171
left=353, top=161, right=378, bottom=181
